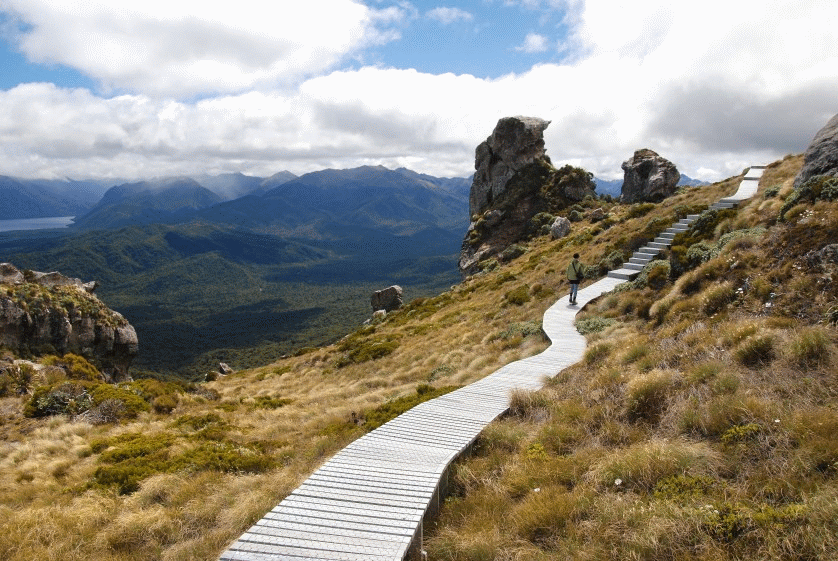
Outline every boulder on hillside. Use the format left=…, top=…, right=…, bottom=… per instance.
left=794, top=113, right=838, bottom=188
left=371, top=285, right=403, bottom=312
left=470, top=116, right=550, bottom=217
left=550, top=216, right=571, bottom=239
left=620, top=149, right=680, bottom=203
left=0, top=263, right=137, bottom=382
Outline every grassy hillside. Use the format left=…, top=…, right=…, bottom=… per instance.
left=1, top=154, right=836, bottom=560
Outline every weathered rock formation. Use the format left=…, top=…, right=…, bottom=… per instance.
left=620, top=149, right=680, bottom=203
left=470, top=116, right=551, bottom=217
left=371, top=285, right=403, bottom=312
left=459, top=117, right=597, bottom=276
left=0, top=263, right=137, bottom=382
left=794, top=113, right=838, bottom=188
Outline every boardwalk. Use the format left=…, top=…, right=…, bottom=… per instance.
left=219, top=166, right=764, bottom=561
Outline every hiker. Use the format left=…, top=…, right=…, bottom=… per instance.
left=566, top=253, right=583, bottom=305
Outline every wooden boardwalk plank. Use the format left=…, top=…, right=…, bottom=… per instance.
left=219, top=173, right=761, bottom=561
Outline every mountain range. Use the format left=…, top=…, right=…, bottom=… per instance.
left=0, top=166, right=472, bottom=377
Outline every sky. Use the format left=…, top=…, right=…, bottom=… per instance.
left=0, top=0, right=835, bottom=183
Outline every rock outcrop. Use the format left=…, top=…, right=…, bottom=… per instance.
left=470, top=116, right=551, bottom=217
left=620, top=149, right=680, bottom=203
left=794, top=113, right=838, bottom=188
left=459, top=117, right=597, bottom=276
left=371, top=285, right=403, bottom=312
left=0, top=263, right=137, bottom=382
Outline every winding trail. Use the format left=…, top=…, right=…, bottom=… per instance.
left=219, top=166, right=764, bottom=561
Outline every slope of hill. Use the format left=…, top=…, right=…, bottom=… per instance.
left=196, top=165, right=469, bottom=236
left=2, top=155, right=835, bottom=561
left=70, top=177, right=224, bottom=230
left=0, top=176, right=109, bottom=219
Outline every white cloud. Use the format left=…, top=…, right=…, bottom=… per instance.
left=1, top=0, right=395, bottom=98
left=0, top=0, right=836, bottom=183
left=426, top=7, right=473, bottom=25
left=516, top=33, right=549, bottom=53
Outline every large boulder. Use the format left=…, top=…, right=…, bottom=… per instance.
left=0, top=263, right=137, bottom=382
left=794, top=113, right=838, bottom=188
left=371, top=285, right=403, bottom=312
left=469, top=116, right=550, bottom=217
left=620, top=149, right=680, bottom=203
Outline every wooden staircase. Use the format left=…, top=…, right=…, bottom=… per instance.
left=607, top=166, right=765, bottom=281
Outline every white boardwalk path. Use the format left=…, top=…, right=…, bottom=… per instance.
left=219, top=167, right=764, bottom=561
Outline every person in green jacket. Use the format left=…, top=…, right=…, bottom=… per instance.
left=566, top=253, right=583, bottom=305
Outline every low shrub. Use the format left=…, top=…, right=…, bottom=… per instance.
left=585, top=342, right=612, bottom=365
left=734, top=335, right=776, bottom=367
left=505, top=285, right=531, bottom=306
left=589, top=439, right=719, bottom=491
left=252, top=395, right=293, bottom=410
left=24, top=380, right=96, bottom=417
left=43, top=353, right=101, bottom=381
left=575, top=316, right=615, bottom=335
left=627, top=202, right=656, bottom=218
left=625, top=370, right=676, bottom=422
left=336, top=334, right=401, bottom=367
left=789, top=327, right=831, bottom=369
left=0, top=363, right=34, bottom=396
left=779, top=174, right=838, bottom=220
left=152, top=394, right=179, bottom=414
left=508, top=389, right=551, bottom=420
left=360, top=384, right=461, bottom=431
left=91, top=384, right=150, bottom=418
left=702, top=282, right=734, bottom=316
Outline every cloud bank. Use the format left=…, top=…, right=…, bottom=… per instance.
left=0, top=0, right=836, bottom=181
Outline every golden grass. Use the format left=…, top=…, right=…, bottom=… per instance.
left=424, top=155, right=838, bottom=560
left=5, top=153, right=838, bottom=560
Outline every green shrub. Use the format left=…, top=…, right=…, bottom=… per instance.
left=336, top=334, right=401, bottom=367
left=252, top=395, right=293, bottom=409
left=763, top=184, right=781, bottom=198
left=527, top=212, right=555, bottom=236
left=720, top=422, right=761, bottom=445
left=780, top=175, right=838, bottom=220
left=43, top=353, right=101, bottom=381
left=0, top=363, right=34, bottom=397
left=575, top=316, right=615, bottom=335
left=673, top=209, right=737, bottom=248
left=627, top=202, right=656, bottom=218
left=24, top=381, right=96, bottom=417
left=505, top=285, right=531, bottom=306
left=152, top=393, right=179, bottom=414
left=495, top=322, right=544, bottom=340
left=90, top=384, right=150, bottom=418
left=92, top=432, right=274, bottom=495
left=499, top=244, right=526, bottom=261
left=361, top=384, right=460, bottom=431
left=653, top=474, right=715, bottom=500
left=598, top=249, right=626, bottom=274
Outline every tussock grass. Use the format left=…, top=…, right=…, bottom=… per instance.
left=425, top=156, right=838, bottom=560
left=5, top=154, right=838, bottom=560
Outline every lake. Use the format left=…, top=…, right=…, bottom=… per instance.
left=0, top=216, right=75, bottom=232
